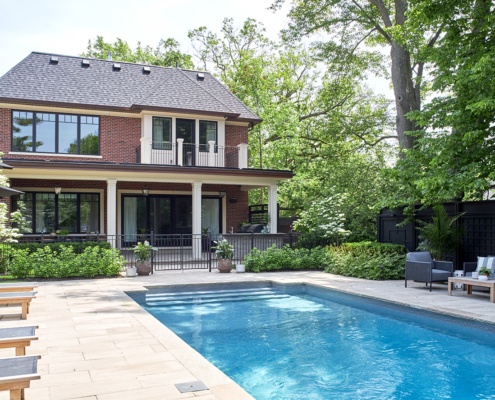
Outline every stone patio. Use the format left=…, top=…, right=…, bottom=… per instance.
left=0, top=270, right=494, bottom=399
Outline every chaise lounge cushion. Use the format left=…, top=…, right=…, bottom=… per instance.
left=476, top=256, right=495, bottom=273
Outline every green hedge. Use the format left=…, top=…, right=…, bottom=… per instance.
left=325, top=241, right=406, bottom=280
left=244, top=245, right=330, bottom=272
left=243, top=241, right=406, bottom=280
left=10, top=241, right=111, bottom=254
left=7, top=244, right=124, bottom=279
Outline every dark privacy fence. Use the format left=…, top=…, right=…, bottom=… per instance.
left=377, top=200, right=495, bottom=269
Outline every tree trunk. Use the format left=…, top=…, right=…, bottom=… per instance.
left=390, top=43, right=420, bottom=150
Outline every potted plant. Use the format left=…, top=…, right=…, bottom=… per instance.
left=213, top=239, right=234, bottom=273
left=417, top=205, right=464, bottom=260
left=477, top=266, right=491, bottom=281
left=132, top=241, right=152, bottom=276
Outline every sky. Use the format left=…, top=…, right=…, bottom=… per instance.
left=0, top=0, right=290, bottom=76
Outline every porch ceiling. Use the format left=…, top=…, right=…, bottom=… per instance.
left=4, top=159, right=293, bottom=187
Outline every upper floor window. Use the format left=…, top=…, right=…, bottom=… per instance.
left=199, top=121, right=217, bottom=152
left=152, top=117, right=172, bottom=150
left=11, top=111, right=99, bottom=155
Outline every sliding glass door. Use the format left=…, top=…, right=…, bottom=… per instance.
left=122, top=195, right=221, bottom=241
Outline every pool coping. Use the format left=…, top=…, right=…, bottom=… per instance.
left=2, top=270, right=494, bottom=399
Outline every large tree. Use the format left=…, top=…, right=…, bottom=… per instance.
left=272, top=0, right=443, bottom=150
left=189, top=18, right=394, bottom=240
left=384, top=0, right=495, bottom=209
left=82, top=36, right=194, bottom=69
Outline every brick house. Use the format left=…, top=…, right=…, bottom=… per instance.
left=0, top=52, right=292, bottom=254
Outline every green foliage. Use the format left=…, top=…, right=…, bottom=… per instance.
left=293, top=191, right=348, bottom=240
left=244, top=245, right=330, bottom=272
left=189, top=18, right=393, bottom=240
left=416, top=205, right=464, bottom=260
left=132, top=241, right=152, bottom=261
left=7, top=244, right=123, bottom=279
left=382, top=1, right=495, bottom=209
left=212, top=239, right=234, bottom=259
left=82, top=36, right=194, bottom=69
left=325, top=242, right=407, bottom=280
left=10, top=241, right=110, bottom=254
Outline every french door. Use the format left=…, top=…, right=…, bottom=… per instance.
left=176, top=119, right=195, bottom=166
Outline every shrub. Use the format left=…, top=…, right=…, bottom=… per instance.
left=7, top=243, right=123, bottom=279
left=326, top=241, right=406, bottom=280
left=244, top=245, right=330, bottom=272
left=10, top=241, right=111, bottom=254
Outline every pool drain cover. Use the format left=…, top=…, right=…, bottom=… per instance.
left=175, top=381, right=208, bottom=393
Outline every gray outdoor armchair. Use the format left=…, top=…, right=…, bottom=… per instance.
left=405, top=251, right=454, bottom=291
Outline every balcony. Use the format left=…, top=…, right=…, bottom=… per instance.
left=137, top=139, right=248, bottom=169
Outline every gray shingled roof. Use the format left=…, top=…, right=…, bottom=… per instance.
left=0, top=52, right=261, bottom=123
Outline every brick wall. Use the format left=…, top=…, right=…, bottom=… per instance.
left=0, top=108, right=9, bottom=155
left=225, top=124, right=248, bottom=147
left=100, top=116, right=141, bottom=163
left=0, top=108, right=141, bottom=163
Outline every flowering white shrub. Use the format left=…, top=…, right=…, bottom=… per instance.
left=293, top=192, right=349, bottom=240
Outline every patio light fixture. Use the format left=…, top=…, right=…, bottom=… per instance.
left=142, top=188, right=150, bottom=196
left=54, top=186, right=62, bottom=195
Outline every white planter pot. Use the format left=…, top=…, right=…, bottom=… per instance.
left=478, top=275, right=489, bottom=281
left=236, top=264, right=245, bottom=273
left=126, top=267, right=137, bottom=277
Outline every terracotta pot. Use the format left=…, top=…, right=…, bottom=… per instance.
left=217, top=258, right=232, bottom=273
left=136, top=260, right=151, bottom=276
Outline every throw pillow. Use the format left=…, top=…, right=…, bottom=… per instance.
left=476, top=256, right=495, bottom=273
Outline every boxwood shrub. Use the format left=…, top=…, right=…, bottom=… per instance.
left=244, top=245, right=330, bottom=272
left=7, top=244, right=124, bottom=279
left=325, top=241, right=407, bottom=280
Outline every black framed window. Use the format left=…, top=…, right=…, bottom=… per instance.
left=14, top=192, right=100, bottom=234
left=199, top=121, right=217, bottom=152
left=152, top=117, right=172, bottom=150
left=11, top=110, right=99, bottom=155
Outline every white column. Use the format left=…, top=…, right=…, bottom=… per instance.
left=177, top=138, right=184, bottom=166
left=192, top=182, right=202, bottom=259
left=140, top=136, right=152, bottom=164
left=208, top=140, right=216, bottom=167
left=107, top=179, right=117, bottom=247
left=237, top=143, right=248, bottom=169
left=268, top=184, right=278, bottom=234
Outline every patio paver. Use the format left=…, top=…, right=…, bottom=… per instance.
left=0, top=270, right=494, bottom=399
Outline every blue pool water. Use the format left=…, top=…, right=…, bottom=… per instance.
left=129, top=283, right=495, bottom=399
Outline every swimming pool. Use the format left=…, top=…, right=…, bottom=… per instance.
left=129, top=282, right=495, bottom=399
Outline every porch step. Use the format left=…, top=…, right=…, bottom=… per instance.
left=145, top=287, right=288, bottom=307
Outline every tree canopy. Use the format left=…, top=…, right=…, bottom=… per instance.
left=189, top=18, right=394, bottom=240
left=80, top=2, right=495, bottom=239
left=82, top=36, right=194, bottom=69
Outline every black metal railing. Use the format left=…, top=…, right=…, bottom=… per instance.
left=1, top=231, right=299, bottom=275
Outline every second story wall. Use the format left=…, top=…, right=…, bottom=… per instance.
left=0, top=106, right=250, bottom=165
left=100, top=115, right=141, bottom=163
left=225, top=124, right=249, bottom=147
